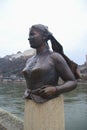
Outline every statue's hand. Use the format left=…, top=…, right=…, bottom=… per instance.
left=23, top=89, right=31, bottom=99
left=32, top=85, right=57, bottom=98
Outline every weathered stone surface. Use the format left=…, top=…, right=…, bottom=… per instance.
left=24, top=95, right=65, bottom=130
left=0, top=108, right=24, bottom=130
left=0, top=124, right=7, bottom=130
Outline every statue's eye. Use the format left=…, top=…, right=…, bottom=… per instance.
left=30, top=32, right=35, bottom=36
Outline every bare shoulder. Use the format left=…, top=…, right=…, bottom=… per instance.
left=50, top=52, right=66, bottom=64
left=50, top=52, right=75, bottom=80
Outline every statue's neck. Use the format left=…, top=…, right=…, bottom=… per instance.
left=36, top=46, right=49, bottom=55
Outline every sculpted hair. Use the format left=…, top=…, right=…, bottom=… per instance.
left=30, top=24, right=80, bottom=79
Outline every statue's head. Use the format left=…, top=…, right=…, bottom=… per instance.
left=28, top=24, right=52, bottom=48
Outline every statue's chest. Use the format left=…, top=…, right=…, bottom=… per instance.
left=23, top=55, right=54, bottom=79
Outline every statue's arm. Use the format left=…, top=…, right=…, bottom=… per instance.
left=52, top=52, right=77, bottom=94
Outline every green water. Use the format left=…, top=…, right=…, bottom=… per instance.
left=0, top=82, right=25, bottom=118
left=64, top=84, right=87, bottom=130
left=0, top=82, right=87, bottom=130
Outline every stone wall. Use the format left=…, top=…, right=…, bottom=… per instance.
left=0, top=108, right=24, bottom=130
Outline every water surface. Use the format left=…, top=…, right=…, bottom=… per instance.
left=0, top=82, right=87, bottom=130
left=64, top=84, right=87, bottom=130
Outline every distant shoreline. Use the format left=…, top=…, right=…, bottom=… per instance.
left=77, top=81, right=87, bottom=85
left=0, top=79, right=87, bottom=86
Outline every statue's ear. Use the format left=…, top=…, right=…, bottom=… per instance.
left=42, top=36, right=46, bottom=40
left=43, top=33, right=51, bottom=42
left=42, top=36, right=47, bottom=42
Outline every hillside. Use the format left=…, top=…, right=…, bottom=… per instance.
left=0, top=49, right=35, bottom=78
left=0, top=50, right=87, bottom=81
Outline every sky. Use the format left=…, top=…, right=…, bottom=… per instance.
left=0, top=0, right=87, bottom=65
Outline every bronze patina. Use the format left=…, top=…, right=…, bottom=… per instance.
left=23, top=24, right=78, bottom=103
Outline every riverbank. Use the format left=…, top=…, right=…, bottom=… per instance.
left=0, top=78, right=87, bottom=85
left=77, top=79, right=87, bottom=85
left=0, top=108, right=24, bottom=130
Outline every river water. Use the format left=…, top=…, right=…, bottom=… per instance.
left=0, top=82, right=87, bottom=130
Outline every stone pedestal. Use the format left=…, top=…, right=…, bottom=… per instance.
left=24, top=95, right=65, bottom=130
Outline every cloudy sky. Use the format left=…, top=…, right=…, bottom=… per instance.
left=0, top=0, right=87, bottom=64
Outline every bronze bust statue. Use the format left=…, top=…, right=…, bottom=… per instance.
left=23, top=24, right=78, bottom=103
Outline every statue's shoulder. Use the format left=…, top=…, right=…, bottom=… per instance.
left=50, top=51, right=65, bottom=63
left=50, top=51, right=62, bottom=58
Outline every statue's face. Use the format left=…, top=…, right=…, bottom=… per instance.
left=28, top=28, right=44, bottom=49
